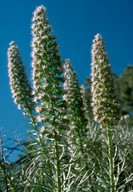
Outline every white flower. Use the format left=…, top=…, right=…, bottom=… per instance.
left=36, top=114, right=45, bottom=122
left=35, top=106, right=42, bottom=113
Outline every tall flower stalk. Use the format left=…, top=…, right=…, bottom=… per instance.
left=63, top=59, right=86, bottom=161
left=31, top=6, right=67, bottom=191
left=31, top=5, right=65, bottom=130
left=91, top=34, right=120, bottom=191
left=8, top=42, right=33, bottom=115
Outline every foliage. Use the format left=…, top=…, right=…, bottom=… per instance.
left=0, top=4, right=133, bottom=192
left=117, top=65, right=133, bottom=114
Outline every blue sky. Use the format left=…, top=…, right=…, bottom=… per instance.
left=0, top=0, right=133, bottom=160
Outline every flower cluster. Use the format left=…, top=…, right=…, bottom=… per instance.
left=8, top=42, right=33, bottom=112
left=31, top=6, right=65, bottom=131
left=91, top=34, right=120, bottom=128
left=63, top=59, right=86, bottom=149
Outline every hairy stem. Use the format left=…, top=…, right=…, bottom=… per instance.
left=107, top=127, right=114, bottom=192
left=54, top=130, right=62, bottom=192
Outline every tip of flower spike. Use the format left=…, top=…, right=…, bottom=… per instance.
left=33, top=5, right=46, bottom=17
left=65, top=58, right=71, bottom=63
left=9, top=41, right=15, bottom=47
left=94, top=33, right=102, bottom=41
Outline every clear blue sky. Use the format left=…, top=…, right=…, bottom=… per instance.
left=0, top=0, right=133, bottom=160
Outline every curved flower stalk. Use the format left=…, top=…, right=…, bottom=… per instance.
left=8, top=42, right=33, bottom=114
left=91, top=34, right=120, bottom=191
left=91, top=34, right=120, bottom=128
left=63, top=59, right=86, bottom=157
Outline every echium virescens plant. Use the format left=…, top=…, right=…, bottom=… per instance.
left=63, top=59, right=92, bottom=189
left=91, top=34, right=120, bottom=191
left=8, top=42, right=33, bottom=115
left=91, top=34, right=120, bottom=128
left=63, top=59, right=86, bottom=157
left=31, top=6, right=70, bottom=191
left=31, top=6, right=66, bottom=132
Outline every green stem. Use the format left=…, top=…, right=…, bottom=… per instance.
left=107, top=126, right=114, bottom=192
left=77, top=127, right=95, bottom=191
left=24, top=101, right=45, bottom=146
left=54, top=130, right=61, bottom=192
